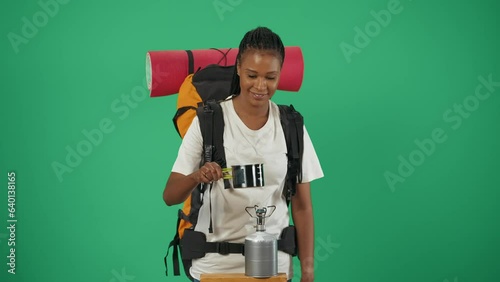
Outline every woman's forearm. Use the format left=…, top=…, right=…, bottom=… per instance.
left=163, top=162, right=223, bottom=206
left=163, top=172, right=200, bottom=206
left=291, top=182, right=315, bottom=278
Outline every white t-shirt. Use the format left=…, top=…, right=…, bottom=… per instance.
left=172, top=99, right=324, bottom=280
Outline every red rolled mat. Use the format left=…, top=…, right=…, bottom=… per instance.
left=146, top=46, right=304, bottom=97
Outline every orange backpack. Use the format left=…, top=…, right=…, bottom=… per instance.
left=173, top=64, right=234, bottom=236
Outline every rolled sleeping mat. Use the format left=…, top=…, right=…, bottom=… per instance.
left=146, top=46, right=304, bottom=97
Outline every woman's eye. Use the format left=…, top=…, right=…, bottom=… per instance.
left=248, top=75, right=257, bottom=79
left=266, top=77, right=276, bottom=80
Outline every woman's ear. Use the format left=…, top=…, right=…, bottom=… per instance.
left=236, top=63, right=241, bottom=76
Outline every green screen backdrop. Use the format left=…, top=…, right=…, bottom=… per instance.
left=1, top=0, right=499, bottom=281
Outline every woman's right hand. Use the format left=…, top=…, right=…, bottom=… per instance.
left=164, top=162, right=223, bottom=206
left=197, top=162, right=223, bottom=184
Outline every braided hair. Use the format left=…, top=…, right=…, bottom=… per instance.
left=229, top=27, right=285, bottom=95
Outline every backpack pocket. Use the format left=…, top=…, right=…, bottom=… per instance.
left=278, top=225, right=297, bottom=256
left=180, top=229, right=207, bottom=260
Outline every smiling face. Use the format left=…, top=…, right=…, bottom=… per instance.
left=236, top=49, right=282, bottom=108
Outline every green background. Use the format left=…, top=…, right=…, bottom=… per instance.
left=1, top=0, right=499, bottom=281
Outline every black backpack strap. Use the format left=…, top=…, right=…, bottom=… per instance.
left=198, top=100, right=227, bottom=168
left=181, top=230, right=245, bottom=258
left=180, top=228, right=297, bottom=258
left=278, top=105, right=304, bottom=205
left=209, top=47, right=233, bottom=66
left=197, top=102, right=215, bottom=167
left=164, top=211, right=182, bottom=276
left=197, top=100, right=227, bottom=234
left=186, top=50, right=194, bottom=74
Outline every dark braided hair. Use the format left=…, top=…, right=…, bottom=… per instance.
left=229, top=27, right=285, bottom=95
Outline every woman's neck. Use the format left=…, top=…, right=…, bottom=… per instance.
left=232, top=95, right=269, bottom=130
left=232, top=95, right=269, bottom=117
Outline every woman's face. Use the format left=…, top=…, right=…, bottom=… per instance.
left=236, top=49, right=282, bottom=108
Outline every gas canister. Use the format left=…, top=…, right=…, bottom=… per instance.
left=244, top=206, right=278, bottom=278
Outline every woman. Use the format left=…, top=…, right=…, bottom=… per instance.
left=163, top=27, right=323, bottom=282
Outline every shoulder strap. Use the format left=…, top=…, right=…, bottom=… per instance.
left=197, top=100, right=227, bottom=173
left=196, top=100, right=228, bottom=233
left=278, top=104, right=304, bottom=206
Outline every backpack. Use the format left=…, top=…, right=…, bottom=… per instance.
left=165, top=63, right=304, bottom=280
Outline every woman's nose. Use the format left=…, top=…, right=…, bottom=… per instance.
left=254, top=77, right=266, bottom=90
